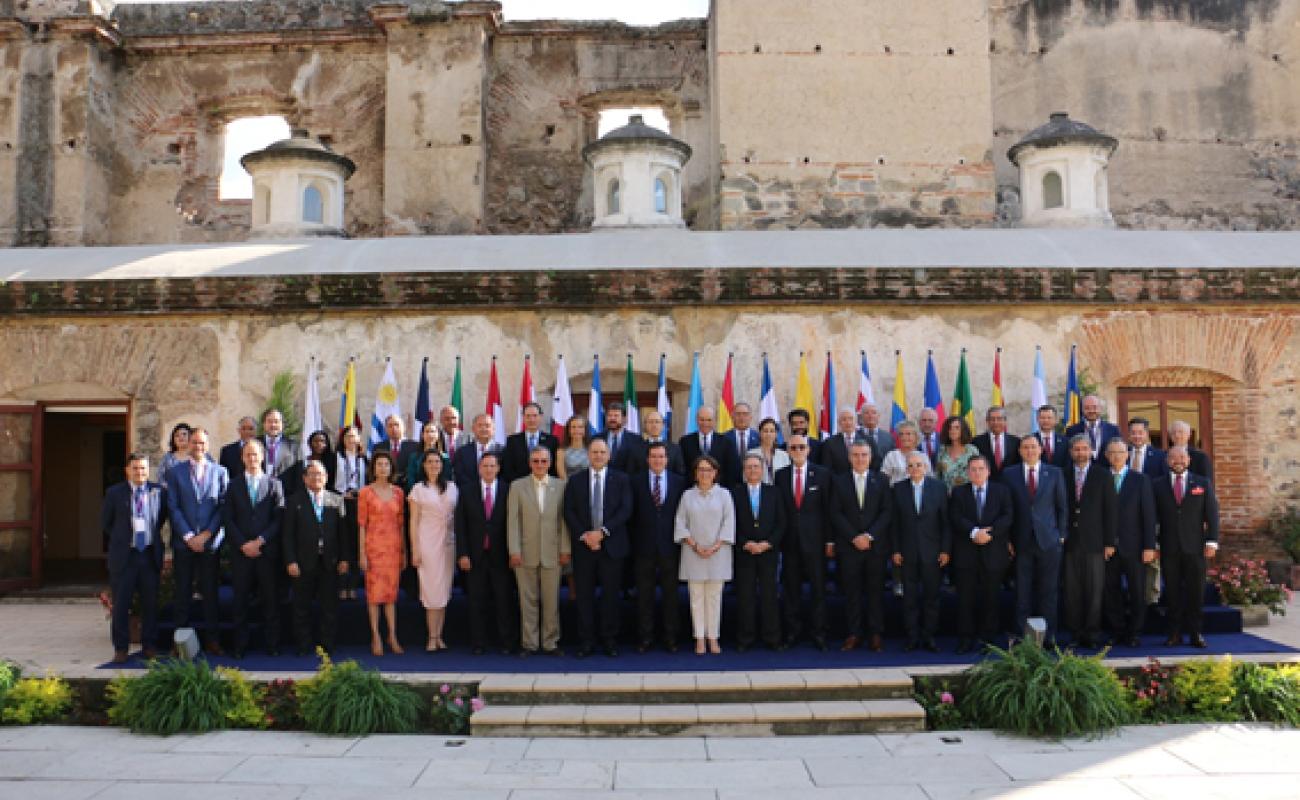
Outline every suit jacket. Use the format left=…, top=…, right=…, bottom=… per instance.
left=679, top=431, right=738, bottom=485
left=949, top=480, right=1014, bottom=572
left=774, top=462, right=834, bottom=556
left=830, top=470, right=892, bottom=553
left=1129, top=445, right=1168, bottom=479
left=101, top=481, right=168, bottom=573
left=442, top=429, right=474, bottom=459
left=218, top=440, right=253, bottom=478
left=223, top=472, right=285, bottom=549
left=562, top=467, right=634, bottom=561
left=891, top=477, right=951, bottom=562
left=1112, top=469, right=1157, bottom=555
left=630, top=469, right=687, bottom=557
left=373, top=438, right=422, bottom=484
left=1064, top=461, right=1118, bottom=554
left=917, top=431, right=942, bottom=469
left=1189, top=447, right=1214, bottom=484
left=1033, top=431, right=1070, bottom=471
left=642, top=438, right=686, bottom=476
left=164, top=458, right=228, bottom=551
left=259, top=435, right=300, bottom=479
left=731, top=482, right=786, bottom=550
left=281, top=489, right=348, bottom=569
left=857, top=428, right=896, bottom=465
left=506, top=475, right=569, bottom=568
left=597, top=429, right=647, bottom=476
left=1001, top=462, right=1069, bottom=553
left=1153, top=471, right=1220, bottom=554
left=820, top=431, right=866, bottom=476
left=454, top=477, right=511, bottom=567
left=282, top=455, right=337, bottom=501
left=719, top=428, right=759, bottom=485
left=973, top=432, right=1022, bottom=477
left=1065, top=420, right=1123, bottom=458
left=450, top=439, right=502, bottom=486
left=502, top=430, right=559, bottom=485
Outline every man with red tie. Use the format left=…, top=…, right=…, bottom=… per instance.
left=455, top=451, right=516, bottom=655
left=917, top=408, right=940, bottom=468
left=1153, top=445, right=1219, bottom=648
left=776, top=434, right=834, bottom=650
left=973, top=406, right=1022, bottom=479
left=1033, top=405, right=1070, bottom=470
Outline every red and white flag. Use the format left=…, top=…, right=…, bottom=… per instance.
left=487, top=357, right=506, bottom=446
left=515, top=355, right=536, bottom=433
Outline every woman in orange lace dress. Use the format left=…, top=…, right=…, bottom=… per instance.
left=358, top=451, right=407, bottom=656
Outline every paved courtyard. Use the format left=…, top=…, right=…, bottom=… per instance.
left=2, top=723, right=1300, bottom=799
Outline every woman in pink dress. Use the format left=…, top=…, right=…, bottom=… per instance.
left=408, top=450, right=459, bottom=651
left=357, top=451, right=406, bottom=656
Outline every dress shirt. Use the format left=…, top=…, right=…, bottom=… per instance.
left=910, top=479, right=924, bottom=512
left=969, top=482, right=988, bottom=539
left=852, top=471, right=873, bottom=539
left=1130, top=445, right=1147, bottom=472
left=130, top=482, right=151, bottom=548
left=746, top=481, right=762, bottom=516
left=533, top=476, right=547, bottom=511
left=590, top=468, right=608, bottom=535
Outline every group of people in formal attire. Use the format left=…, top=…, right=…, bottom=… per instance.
left=101, top=394, right=1220, bottom=663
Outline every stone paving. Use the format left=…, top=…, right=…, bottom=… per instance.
left=2, top=723, right=1300, bottom=798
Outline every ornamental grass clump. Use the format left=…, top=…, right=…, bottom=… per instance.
left=1230, top=662, right=1300, bottom=726
left=107, top=658, right=263, bottom=734
left=962, top=639, right=1131, bottom=738
left=297, top=650, right=420, bottom=735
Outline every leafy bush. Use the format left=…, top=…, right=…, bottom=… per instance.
left=914, top=677, right=965, bottom=731
left=108, top=658, right=258, bottom=735
left=962, top=640, right=1131, bottom=738
left=298, top=651, right=420, bottom=735
left=219, top=667, right=268, bottom=730
left=1231, top=663, right=1300, bottom=726
left=262, top=372, right=302, bottom=437
left=430, top=683, right=482, bottom=735
left=1207, top=558, right=1291, bottom=615
left=0, top=661, right=19, bottom=704
left=1123, top=658, right=1181, bottom=722
left=260, top=678, right=304, bottom=730
left=1, top=674, right=73, bottom=725
left=1171, top=656, right=1237, bottom=721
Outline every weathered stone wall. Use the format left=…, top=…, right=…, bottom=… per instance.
left=712, top=0, right=998, bottom=230
left=484, top=20, right=710, bottom=233
left=990, top=0, right=1300, bottom=229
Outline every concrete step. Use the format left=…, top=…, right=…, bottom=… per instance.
left=477, top=668, right=914, bottom=706
left=470, top=697, right=926, bottom=737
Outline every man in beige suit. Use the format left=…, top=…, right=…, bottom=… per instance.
left=508, top=446, right=571, bottom=656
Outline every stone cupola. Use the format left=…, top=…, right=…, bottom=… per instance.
left=1008, top=112, right=1118, bottom=228
left=240, top=129, right=356, bottom=238
left=582, top=115, right=692, bottom=230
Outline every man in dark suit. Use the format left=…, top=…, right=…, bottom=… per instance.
left=821, top=407, right=866, bottom=477
left=776, top=434, right=834, bottom=650
left=259, top=409, right=299, bottom=480
left=783, top=409, right=822, bottom=462
left=451, top=413, right=502, bottom=485
left=1062, top=434, right=1118, bottom=648
left=1168, top=420, right=1214, bottom=483
left=1153, top=445, right=1220, bottom=648
left=949, top=455, right=1014, bottom=652
left=631, top=442, right=687, bottom=652
left=831, top=442, right=892, bottom=652
left=856, top=403, right=895, bottom=466
left=373, top=414, right=422, bottom=486
left=1064, top=394, right=1121, bottom=460
left=1126, top=417, right=1167, bottom=479
left=720, top=402, right=759, bottom=486
left=164, top=427, right=228, bottom=655
left=502, top=402, right=559, bottom=484
left=1101, top=438, right=1157, bottom=647
left=282, top=460, right=349, bottom=655
left=1033, top=405, right=1069, bottom=471
left=562, top=438, right=633, bottom=657
left=973, top=405, right=1021, bottom=479
left=455, top=451, right=516, bottom=655
left=1001, top=435, right=1069, bottom=645
left=680, top=407, right=736, bottom=486
left=218, top=416, right=258, bottom=477
left=641, top=410, right=685, bottom=475
left=917, top=408, right=941, bottom=468
left=101, top=452, right=168, bottom=663
left=597, top=402, right=647, bottom=477
left=732, top=453, right=786, bottom=651
left=222, top=440, right=285, bottom=658
left=891, top=452, right=950, bottom=652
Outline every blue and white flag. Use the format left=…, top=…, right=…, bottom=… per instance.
left=759, top=353, right=782, bottom=444
left=587, top=355, right=604, bottom=435
left=369, top=358, right=401, bottom=451
left=300, top=357, right=322, bottom=459
left=685, top=353, right=704, bottom=435
left=656, top=354, right=672, bottom=435
left=1030, top=346, right=1048, bottom=433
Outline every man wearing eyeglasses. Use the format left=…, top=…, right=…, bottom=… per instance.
left=775, top=434, right=834, bottom=651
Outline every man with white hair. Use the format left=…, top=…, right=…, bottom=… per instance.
left=1167, top=420, right=1214, bottom=483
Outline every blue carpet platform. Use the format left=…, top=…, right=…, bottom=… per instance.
left=101, top=581, right=1295, bottom=672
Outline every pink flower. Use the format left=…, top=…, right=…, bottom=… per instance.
left=940, top=692, right=954, bottom=705
left=453, top=697, right=464, bottom=707
left=470, top=697, right=485, bottom=712
left=440, top=684, right=451, bottom=694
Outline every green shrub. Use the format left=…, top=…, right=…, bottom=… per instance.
left=298, top=651, right=420, bottom=735
left=962, top=640, right=1132, bottom=738
left=1231, top=663, right=1300, bottom=726
left=1, top=674, right=73, bottom=725
left=1124, top=658, right=1182, bottom=722
left=430, top=683, right=482, bottom=735
left=218, top=667, right=268, bottom=730
left=108, top=659, right=257, bottom=735
left=0, top=661, right=19, bottom=704
left=914, top=677, right=966, bottom=731
left=1171, top=656, right=1236, bottom=721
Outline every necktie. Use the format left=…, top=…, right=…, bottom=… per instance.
left=248, top=476, right=258, bottom=504
left=975, top=486, right=985, bottom=518
left=268, top=438, right=279, bottom=468
left=1135, top=448, right=1145, bottom=473
left=653, top=474, right=662, bottom=508
left=1174, top=474, right=1185, bottom=504
left=913, top=483, right=923, bottom=513
left=310, top=493, right=323, bottom=522
left=794, top=468, right=804, bottom=509
left=856, top=474, right=865, bottom=506
left=592, top=473, right=604, bottom=529
left=1114, top=472, right=1123, bottom=492
left=133, top=487, right=147, bottom=550
left=926, top=436, right=934, bottom=459
left=750, top=487, right=760, bottom=518
left=1027, top=467, right=1037, bottom=499
left=611, top=433, right=620, bottom=461
left=478, top=444, right=485, bottom=464
left=535, top=480, right=546, bottom=512
left=528, top=434, right=537, bottom=451
left=703, top=434, right=710, bottom=453
left=1075, top=468, right=1085, bottom=501
left=1044, top=436, right=1052, bottom=462
left=739, top=432, right=747, bottom=461
left=483, top=484, right=493, bottom=549
left=447, top=433, right=456, bottom=457
left=994, top=436, right=1003, bottom=469
left=1088, top=424, right=1097, bottom=451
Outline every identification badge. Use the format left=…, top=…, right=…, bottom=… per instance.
left=132, top=517, right=149, bottom=534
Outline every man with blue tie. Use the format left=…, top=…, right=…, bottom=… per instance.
left=101, top=453, right=168, bottom=663
left=222, top=439, right=284, bottom=659
left=1062, top=434, right=1118, bottom=649
left=680, top=407, right=736, bottom=487
left=502, top=402, right=559, bottom=484
left=891, top=452, right=950, bottom=652
left=631, top=442, right=687, bottom=652
left=949, top=456, right=1014, bottom=653
left=1102, top=437, right=1157, bottom=647
left=1001, top=436, right=1069, bottom=646
left=1064, top=395, right=1121, bottom=460
left=722, top=402, right=759, bottom=486
left=599, top=403, right=647, bottom=476
left=562, top=438, right=633, bottom=657
left=165, top=427, right=229, bottom=655
left=732, top=454, right=786, bottom=651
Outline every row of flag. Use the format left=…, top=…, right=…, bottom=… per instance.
left=296, top=347, right=1087, bottom=455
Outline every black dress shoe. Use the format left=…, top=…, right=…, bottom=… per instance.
left=664, top=641, right=679, bottom=654
left=954, top=638, right=973, bottom=654
left=636, top=641, right=652, bottom=654
left=112, top=649, right=129, bottom=664
left=903, top=640, right=920, bottom=652
left=1189, top=634, right=1208, bottom=649
left=868, top=634, right=884, bottom=653
left=140, top=648, right=157, bottom=660
left=266, top=647, right=279, bottom=657
left=231, top=648, right=246, bottom=660
left=1164, top=634, right=1182, bottom=646
left=296, top=647, right=310, bottom=657
left=1123, top=636, right=1142, bottom=648
left=922, top=639, right=940, bottom=653
left=1043, top=638, right=1058, bottom=650
left=812, top=636, right=828, bottom=652
left=541, top=647, right=563, bottom=657
left=575, top=646, right=592, bottom=659
left=499, top=647, right=513, bottom=656
left=471, top=646, right=485, bottom=656
left=519, top=649, right=537, bottom=658
left=736, top=643, right=750, bottom=653
left=1075, top=637, right=1096, bottom=650
left=604, top=644, right=619, bottom=658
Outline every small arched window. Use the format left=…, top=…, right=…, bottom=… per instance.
left=1042, top=170, right=1064, bottom=210
left=653, top=177, right=668, bottom=214
left=607, top=179, right=621, bottom=215
left=303, top=185, right=324, bottom=223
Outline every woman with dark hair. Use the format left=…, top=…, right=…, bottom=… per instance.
left=283, top=429, right=334, bottom=499
left=159, top=422, right=192, bottom=477
left=409, top=449, right=458, bottom=651
left=674, top=454, right=735, bottom=655
left=937, top=415, right=980, bottom=490
left=358, top=450, right=406, bottom=656
left=748, top=417, right=790, bottom=485
left=405, top=422, right=447, bottom=495
left=556, top=415, right=590, bottom=480
left=333, top=425, right=367, bottom=600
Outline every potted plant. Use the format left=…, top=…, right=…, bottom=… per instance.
left=1207, top=557, right=1292, bottom=626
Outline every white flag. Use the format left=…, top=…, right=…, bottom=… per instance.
left=1030, top=347, right=1048, bottom=433
left=300, top=359, right=322, bottom=459
left=369, top=359, right=401, bottom=450
left=551, top=355, right=574, bottom=440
